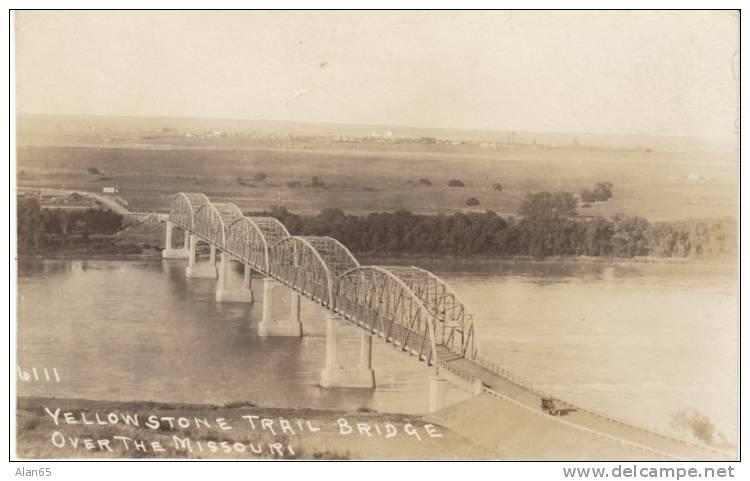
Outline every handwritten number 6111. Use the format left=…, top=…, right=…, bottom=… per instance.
left=17, top=366, right=60, bottom=383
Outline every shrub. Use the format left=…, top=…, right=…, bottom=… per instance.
left=492, top=183, right=503, bottom=192
left=448, top=179, right=465, bottom=187
left=237, top=177, right=255, bottom=187
left=253, top=172, right=267, bottom=181
left=418, top=178, right=432, bottom=186
left=87, top=167, right=100, bottom=175
left=580, top=189, right=596, bottom=203
left=223, top=400, right=256, bottom=409
left=580, top=182, right=613, bottom=203
left=592, top=182, right=613, bottom=201
left=670, top=409, right=722, bottom=446
left=466, top=197, right=480, bottom=206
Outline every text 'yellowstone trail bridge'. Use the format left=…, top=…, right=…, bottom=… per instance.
left=162, top=192, right=732, bottom=461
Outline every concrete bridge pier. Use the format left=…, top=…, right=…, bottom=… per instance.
left=320, top=313, right=376, bottom=389
left=162, top=221, right=190, bottom=259
left=258, top=278, right=302, bottom=336
left=428, top=376, right=450, bottom=413
left=215, top=253, right=254, bottom=303
left=185, top=234, right=218, bottom=278
left=428, top=370, right=483, bottom=413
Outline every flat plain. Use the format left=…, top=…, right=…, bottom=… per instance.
left=16, top=115, right=737, bottom=222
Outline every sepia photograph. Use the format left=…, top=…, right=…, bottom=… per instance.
left=10, top=9, right=740, bottom=466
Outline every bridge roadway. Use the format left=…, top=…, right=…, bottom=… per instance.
left=436, top=348, right=732, bottom=460
left=163, top=192, right=732, bottom=461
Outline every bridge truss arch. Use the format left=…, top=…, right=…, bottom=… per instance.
left=378, top=266, right=478, bottom=360
left=225, top=216, right=290, bottom=272
left=193, top=202, right=243, bottom=248
left=335, top=266, right=440, bottom=365
left=169, top=192, right=210, bottom=230
left=269, top=236, right=360, bottom=307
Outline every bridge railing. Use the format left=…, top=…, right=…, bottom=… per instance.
left=475, top=355, right=535, bottom=390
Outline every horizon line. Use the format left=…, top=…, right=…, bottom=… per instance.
left=15, top=111, right=737, bottom=142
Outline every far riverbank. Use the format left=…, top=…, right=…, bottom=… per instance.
left=17, top=246, right=736, bottom=268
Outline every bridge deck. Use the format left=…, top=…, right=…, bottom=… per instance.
left=436, top=348, right=733, bottom=460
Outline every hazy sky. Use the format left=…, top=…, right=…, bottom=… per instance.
left=14, top=11, right=739, bottom=137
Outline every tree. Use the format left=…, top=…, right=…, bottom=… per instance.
left=87, top=167, right=100, bottom=175
left=580, top=182, right=613, bottom=203
left=466, top=197, right=480, bottom=206
left=612, top=215, right=650, bottom=257
left=254, top=172, right=267, bottom=181
left=448, top=179, right=465, bottom=187
left=593, top=182, right=613, bottom=201
left=518, top=191, right=578, bottom=220
left=17, top=197, right=43, bottom=248
left=580, top=188, right=596, bottom=203
left=492, top=183, right=503, bottom=192
left=418, top=178, right=432, bottom=186
left=517, top=191, right=578, bottom=258
left=268, top=205, right=303, bottom=233
left=575, top=217, right=614, bottom=256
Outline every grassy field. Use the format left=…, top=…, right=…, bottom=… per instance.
left=16, top=118, right=738, bottom=222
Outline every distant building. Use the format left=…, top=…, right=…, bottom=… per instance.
left=102, top=187, right=118, bottom=194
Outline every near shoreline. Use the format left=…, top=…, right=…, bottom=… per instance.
left=16, top=396, right=495, bottom=460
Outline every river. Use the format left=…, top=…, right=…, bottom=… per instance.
left=16, top=257, right=737, bottom=446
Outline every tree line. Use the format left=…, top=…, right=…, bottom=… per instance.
left=250, top=191, right=735, bottom=259
left=17, top=192, right=736, bottom=259
left=17, top=197, right=124, bottom=250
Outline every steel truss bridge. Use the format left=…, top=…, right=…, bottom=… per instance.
left=166, top=192, right=732, bottom=461
left=170, top=192, right=477, bottom=367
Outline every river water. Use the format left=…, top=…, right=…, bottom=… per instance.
left=16, top=258, right=737, bottom=445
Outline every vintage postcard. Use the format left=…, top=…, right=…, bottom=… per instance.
left=12, top=10, right=739, bottom=465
